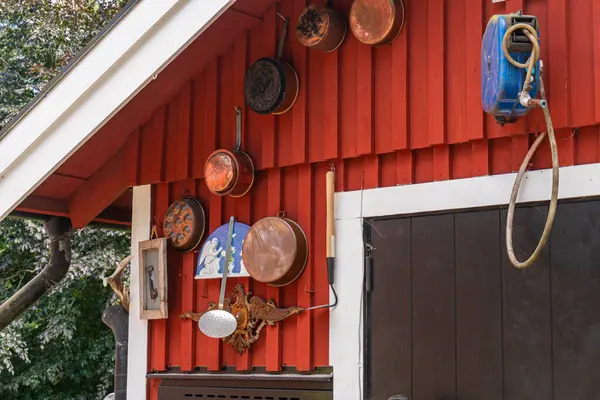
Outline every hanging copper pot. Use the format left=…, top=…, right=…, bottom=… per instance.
left=244, top=14, right=299, bottom=115
left=349, top=0, right=406, bottom=47
left=295, top=1, right=347, bottom=52
left=205, top=107, right=254, bottom=198
left=242, top=212, right=308, bottom=287
left=163, top=197, right=206, bottom=252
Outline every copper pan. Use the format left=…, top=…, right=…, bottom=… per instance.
left=295, top=1, right=347, bottom=52
left=204, top=107, right=255, bottom=198
left=242, top=212, right=308, bottom=287
left=349, top=0, right=406, bottom=47
left=163, top=196, right=206, bottom=252
left=244, top=14, right=299, bottom=115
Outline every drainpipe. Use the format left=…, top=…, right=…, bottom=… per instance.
left=102, top=305, right=128, bottom=400
left=0, top=217, right=72, bottom=331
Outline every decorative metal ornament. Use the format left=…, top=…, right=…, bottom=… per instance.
left=181, top=284, right=303, bottom=355
left=163, top=197, right=206, bottom=252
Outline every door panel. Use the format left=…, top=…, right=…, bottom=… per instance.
left=368, top=200, right=600, bottom=400
left=369, top=218, right=412, bottom=399
left=411, top=214, right=456, bottom=400
left=550, top=201, right=600, bottom=400
left=455, top=210, right=502, bottom=400
left=501, top=206, right=553, bottom=400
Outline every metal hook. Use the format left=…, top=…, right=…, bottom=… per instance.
left=277, top=211, right=287, bottom=219
left=235, top=107, right=242, bottom=152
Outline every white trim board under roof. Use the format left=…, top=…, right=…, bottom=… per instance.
left=0, top=0, right=234, bottom=223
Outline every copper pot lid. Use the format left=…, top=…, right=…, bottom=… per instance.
left=205, top=150, right=238, bottom=195
left=242, top=216, right=301, bottom=285
left=163, top=198, right=206, bottom=251
left=349, top=0, right=405, bottom=45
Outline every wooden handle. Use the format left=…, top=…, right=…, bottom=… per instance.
left=326, top=170, right=335, bottom=258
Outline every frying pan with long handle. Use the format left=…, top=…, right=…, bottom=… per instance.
left=244, top=14, right=299, bottom=115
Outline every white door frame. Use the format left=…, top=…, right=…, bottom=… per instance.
left=330, top=162, right=600, bottom=400
left=127, top=185, right=151, bottom=400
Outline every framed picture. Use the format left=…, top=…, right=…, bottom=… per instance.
left=138, top=237, right=168, bottom=320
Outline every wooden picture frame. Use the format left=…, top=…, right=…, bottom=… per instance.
left=138, top=237, right=168, bottom=320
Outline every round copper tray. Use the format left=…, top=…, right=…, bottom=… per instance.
left=242, top=216, right=308, bottom=287
left=163, top=197, right=206, bottom=252
left=349, top=0, right=405, bottom=46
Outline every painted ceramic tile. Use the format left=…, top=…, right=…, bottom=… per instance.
left=195, top=221, right=251, bottom=279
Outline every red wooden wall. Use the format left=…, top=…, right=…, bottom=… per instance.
left=123, top=0, right=600, bottom=392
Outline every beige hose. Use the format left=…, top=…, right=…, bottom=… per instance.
left=502, top=23, right=560, bottom=269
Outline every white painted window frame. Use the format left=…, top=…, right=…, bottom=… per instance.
left=330, top=163, right=600, bottom=400
left=127, top=185, right=151, bottom=400
left=0, top=0, right=234, bottom=223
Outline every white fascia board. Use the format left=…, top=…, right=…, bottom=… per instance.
left=0, top=0, right=234, bottom=222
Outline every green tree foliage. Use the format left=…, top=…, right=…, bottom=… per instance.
left=0, top=0, right=128, bottom=129
left=0, top=0, right=130, bottom=398
left=0, top=218, right=130, bottom=399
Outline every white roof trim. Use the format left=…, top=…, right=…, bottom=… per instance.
left=0, top=0, right=234, bottom=222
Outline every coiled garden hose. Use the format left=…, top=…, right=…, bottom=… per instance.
left=502, top=23, right=559, bottom=269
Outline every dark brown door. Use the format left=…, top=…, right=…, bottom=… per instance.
left=366, top=200, right=600, bottom=400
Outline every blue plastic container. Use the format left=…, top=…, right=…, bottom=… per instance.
left=481, top=14, right=541, bottom=125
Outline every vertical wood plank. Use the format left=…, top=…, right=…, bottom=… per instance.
left=391, top=30, right=409, bottom=150
left=455, top=210, right=502, bottom=400
left=408, top=0, right=429, bottom=149
left=266, top=168, right=283, bottom=371
left=356, top=45, right=374, bottom=156
left=167, top=183, right=182, bottom=369
left=511, top=134, right=530, bottom=172
left=180, top=180, right=197, bottom=371
left=471, top=139, right=490, bottom=176
left=340, top=26, right=358, bottom=159
left=175, top=82, right=192, bottom=180
left=149, top=378, right=160, bottom=400
left=261, top=6, right=277, bottom=169
left=412, top=214, right=456, bottom=399
left=321, top=49, right=340, bottom=161
left=593, top=0, right=600, bottom=122
left=190, top=74, right=206, bottom=179
left=150, top=183, right=169, bottom=372
left=433, top=145, right=450, bottom=181
left=206, top=194, right=223, bottom=371
left=202, top=61, right=219, bottom=178
left=548, top=0, right=570, bottom=129
left=125, top=128, right=140, bottom=187
left=290, top=0, right=308, bottom=165
left=466, top=0, right=484, bottom=140
left=296, top=164, right=313, bottom=371
left=139, top=106, right=166, bottom=185
left=550, top=201, right=600, bottom=400
left=369, top=218, right=412, bottom=399
left=364, top=155, right=380, bottom=189
left=374, top=45, right=392, bottom=154
left=557, top=128, right=575, bottom=166
left=501, top=205, right=553, bottom=399
left=163, top=100, right=179, bottom=183
left=428, top=0, right=446, bottom=145
left=396, top=150, right=414, bottom=185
